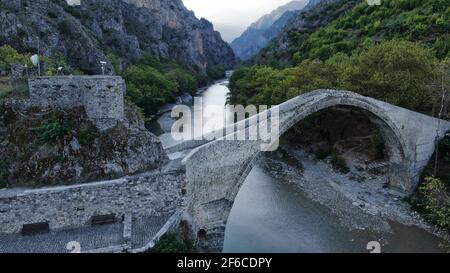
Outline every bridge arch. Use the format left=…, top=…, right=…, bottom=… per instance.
left=183, top=89, right=450, bottom=252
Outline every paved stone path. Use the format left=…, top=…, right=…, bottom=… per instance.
left=0, top=223, right=124, bottom=253
left=131, top=216, right=170, bottom=249
left=0, top=215, right=170, bottom=253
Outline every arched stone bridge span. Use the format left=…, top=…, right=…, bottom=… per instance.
left=181, top=89, right=450, bottom=252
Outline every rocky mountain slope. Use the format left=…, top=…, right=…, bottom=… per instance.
left=0, top=0, right=236, bottom=75
left=251, top=0, right=344, bottom=65
left=230, top=1, right=307, bottom=61
left=253, top=0, right=450, bottom=66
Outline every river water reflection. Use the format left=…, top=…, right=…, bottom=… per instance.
left=223, top=165, right=445, bottom=253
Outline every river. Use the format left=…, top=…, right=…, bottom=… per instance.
left=150, top=78, right=446, bottom=253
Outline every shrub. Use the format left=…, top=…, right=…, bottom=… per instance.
left=315, top=147, right=332, bottom=160
left=370, top=133, right=386, bottom=159
left=331, top=150, right=350, bottom=173
left=0, top=160, right=9, bottom=188
left=149, top=233, right=196, bottom=253
left=47, top=11, right=58, bottom=19
left=439, top=136, right=450, bottom=162
left=38, top=121, right=70, bottom=144
left=417, top=177, right=450, bottom=232
left=106, top=50, right=122, bottom=75
left=77, top=123, right=97, bottom=146
left=58, top=19, right=73, bottom=36
left=43, top=53, right=74, bottom=76
left=0, top=45, right=30, bottom=71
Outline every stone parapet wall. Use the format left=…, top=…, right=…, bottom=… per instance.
left=0, top=171, right=185, bottom=234
left=28, top=76, right=126, bottom=130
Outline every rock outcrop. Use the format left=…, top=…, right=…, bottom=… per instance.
left=0, top=99, right=169, bottom=187
left=0, top=0, right=236, bottom=74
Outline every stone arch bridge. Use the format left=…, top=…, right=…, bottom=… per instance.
left=177, top=89, right=450, bottom=252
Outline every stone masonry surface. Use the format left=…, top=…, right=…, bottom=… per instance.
left=0, top=214, right=172, bottom=253
left=28, top=76, right=126, bottom=130
left=0, top=170, right=185, bottom=234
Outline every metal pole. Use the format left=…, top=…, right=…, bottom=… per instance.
left=25, top=64, right=29, bottom=79
left=37, top=37, right=41, bottom=76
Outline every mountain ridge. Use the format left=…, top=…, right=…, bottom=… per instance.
left=230, top=0, right=308, bottom=61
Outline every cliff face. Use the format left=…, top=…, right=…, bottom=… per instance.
left=230, top=1, right=307, bottom=61
left=0, top=0, right=236, bottom=74
left=0, top=0, right=108, bottom=74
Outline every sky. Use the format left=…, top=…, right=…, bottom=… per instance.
left=182, top=0, right=294, bottom=43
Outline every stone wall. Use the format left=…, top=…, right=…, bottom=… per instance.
left=0, top=171, right=185, bottom=234
left=28, top=76, right=126, bottom=130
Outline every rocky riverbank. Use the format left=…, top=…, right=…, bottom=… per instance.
left=261, top=145, right=449, bottom=242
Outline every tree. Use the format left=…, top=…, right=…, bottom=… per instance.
left=165, top=68, right=198, bottom=95
left=123, top=65, right=177, bottom=115
left=229, top=41, right=442, bottom=113
left=0, top=45, right=29, bottom=73
left=347, top=40, right=439, bottom=111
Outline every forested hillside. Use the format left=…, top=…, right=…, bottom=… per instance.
left=253, top=0, right=449, bottom=66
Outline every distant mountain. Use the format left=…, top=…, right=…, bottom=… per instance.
left=230, top=1, right=308, bottom=61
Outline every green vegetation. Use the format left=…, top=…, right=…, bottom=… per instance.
left=0, top=45, right=32, bottom=97
left=315, top=147, right=332, bottom=161
left=77, top=123, right=97, bottom=146
left=0, top=160, right=9, bottom=188
left=149, top=233, right=196, bottom=253
left=330, top=150, right=350, bottom=173
left=121, top=53, right=201, bottom=116
left=38, top=121, right=70, bottom=144
left=207, top=65, right=226, bottom=80
left=106, top=50, right=122, bottom=75
left=47, top=10, right=58, bottom=19
left=414, top=176, right=450, bottom=233
left=0, top=76, right=12, bottom=98
left=37, top=119, right=96, bottom=164
left=230, top=40, right=446, bottom=113
left=370, top=133, right=386, bottom=160
left=57, top=19, right=73, bottom=36
left=408, top=133, right=450, bottom=234
left=290, top=0, right=450, bottom=63
left=124, top=64, right=177, bottom=116
left=0, top=45, right=30, bottom=72
left=166, top=68, right=198, bottom=95
left=43, top=53, right=78, bottom=76
left=0, top=44, right=79, bottom=84
left=440, top=137, right=450, bottom=163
